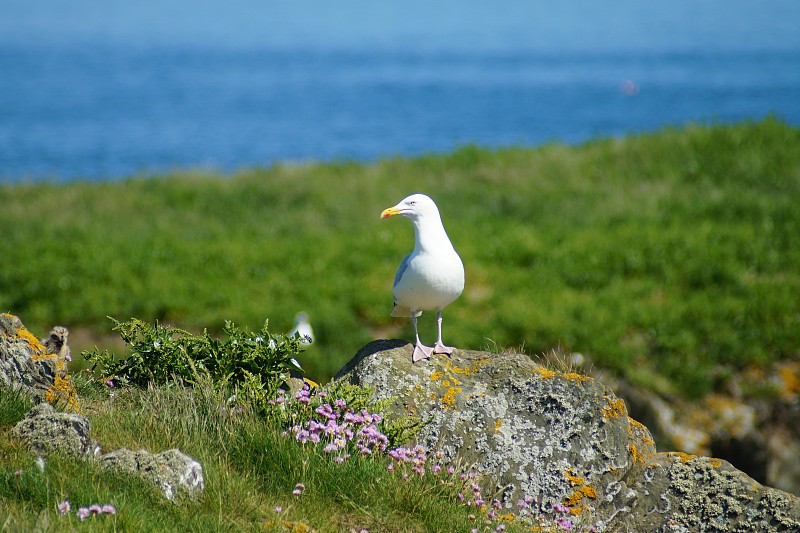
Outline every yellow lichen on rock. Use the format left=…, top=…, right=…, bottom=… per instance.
left=629, top=443, right=645, bottom=465
left=493, top=419, right=503, bottom=434
left=533, top=367, right=557, bottom=379
left=445, top=358, right=490, bottom=376
left=564, top=469, right=585, bottom=486
left=627, top=417, right=654, bottom=444
left=562, top=371, right=590, bottom=383
left=601, top=396, right=626, bottom=419
left=565, top=485, right=597, bottom=507
left=46, top=374, right=81, bottom=412
left=441, top=387, right=463, bottom=409
left=429, top=371, right=443, bottom=381
left=15, top=324, right=47, bottom=354
left=666, top=451, right=698, bottom=463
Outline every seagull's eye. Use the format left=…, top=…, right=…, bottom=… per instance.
left=408, top=201, right=416, bottom=206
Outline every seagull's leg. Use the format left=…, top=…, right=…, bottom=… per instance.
left=433, top=310, right=455, bottom=355
left=411, top=313, right=432, bottom=362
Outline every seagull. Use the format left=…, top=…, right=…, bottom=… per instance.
left=41, top=326, right=71, bottom=362
left=291, top=312, right=315, bottom=348
left=380, top=193, right=465, bottom=363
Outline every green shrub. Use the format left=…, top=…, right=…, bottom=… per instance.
left=82, top=317, right=304, bottom=404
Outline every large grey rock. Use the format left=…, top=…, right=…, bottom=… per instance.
left=336, top=340, right=800, bottom=531
left=100, top=448, right=205, bottom=500
left=11, top=403, right=100, bottom=458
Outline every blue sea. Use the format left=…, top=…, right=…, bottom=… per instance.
left=1, top=0, right=799, bottom=182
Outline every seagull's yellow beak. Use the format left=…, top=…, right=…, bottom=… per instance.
left=380, top=206, right=401, bottom=219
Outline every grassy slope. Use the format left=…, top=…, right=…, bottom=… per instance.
left=1, top=379, right=515, bottom=532
left=2, top=118, right=799, bottom=395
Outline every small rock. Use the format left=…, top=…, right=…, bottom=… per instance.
left=11, top=403, right=101, bottom=458
left=100, top=448, right=205, bottom=500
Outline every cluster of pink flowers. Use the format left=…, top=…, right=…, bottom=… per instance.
left=280, top=384, right=389, bottom=463
left=387, top=445, right=428, bottom=476
left=58, top=500, right=115, bottom=521
left=271, top=385, right=598, bottom=532
left=550, top=501, right=581, bottom=531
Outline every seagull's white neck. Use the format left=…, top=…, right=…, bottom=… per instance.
left=411, top=213, right=454, bottom=254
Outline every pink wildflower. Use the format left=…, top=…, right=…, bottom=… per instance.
left=556, top=516, right=574, bottom=530
left=58, top=500, right=71, bottom=515
left=552, top=502, right=570, bottom=514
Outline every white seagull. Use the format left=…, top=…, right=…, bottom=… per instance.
left=380, top=193, right=465, bottom=363
left=291, top=312, right=315, bottom=348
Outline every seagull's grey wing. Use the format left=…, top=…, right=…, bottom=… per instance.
left=393, top=252, right=412, bottom=289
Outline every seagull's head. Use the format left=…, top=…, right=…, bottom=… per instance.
left=380, top=193, right=439, bottom=222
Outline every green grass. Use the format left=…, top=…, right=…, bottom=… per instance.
left=2, top=117, right=800, bottom=396
left=1, top=377, right=532, bottom=532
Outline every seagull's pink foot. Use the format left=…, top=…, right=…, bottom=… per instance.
left=412, top=342, right=433, bottom=363
left=433, top=342, right=455, bottom=355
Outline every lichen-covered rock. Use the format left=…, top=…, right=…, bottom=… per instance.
left=100, top=448, right=205, bottom=500
left=595, top=360, right=800, bottom=497
left=11, top=403, right=100, bottom=458
left=336, top=340, right=656, bottom=517
left=336, top=340, right=800, bottom=531
left=0, top=313, right=78, bottom=410
left=609, top=452, right=800, bottom=533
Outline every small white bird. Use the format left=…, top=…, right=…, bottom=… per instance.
left=381, top=193, right=465, bottom=363
left=291, top=312, right=315, bottom=348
